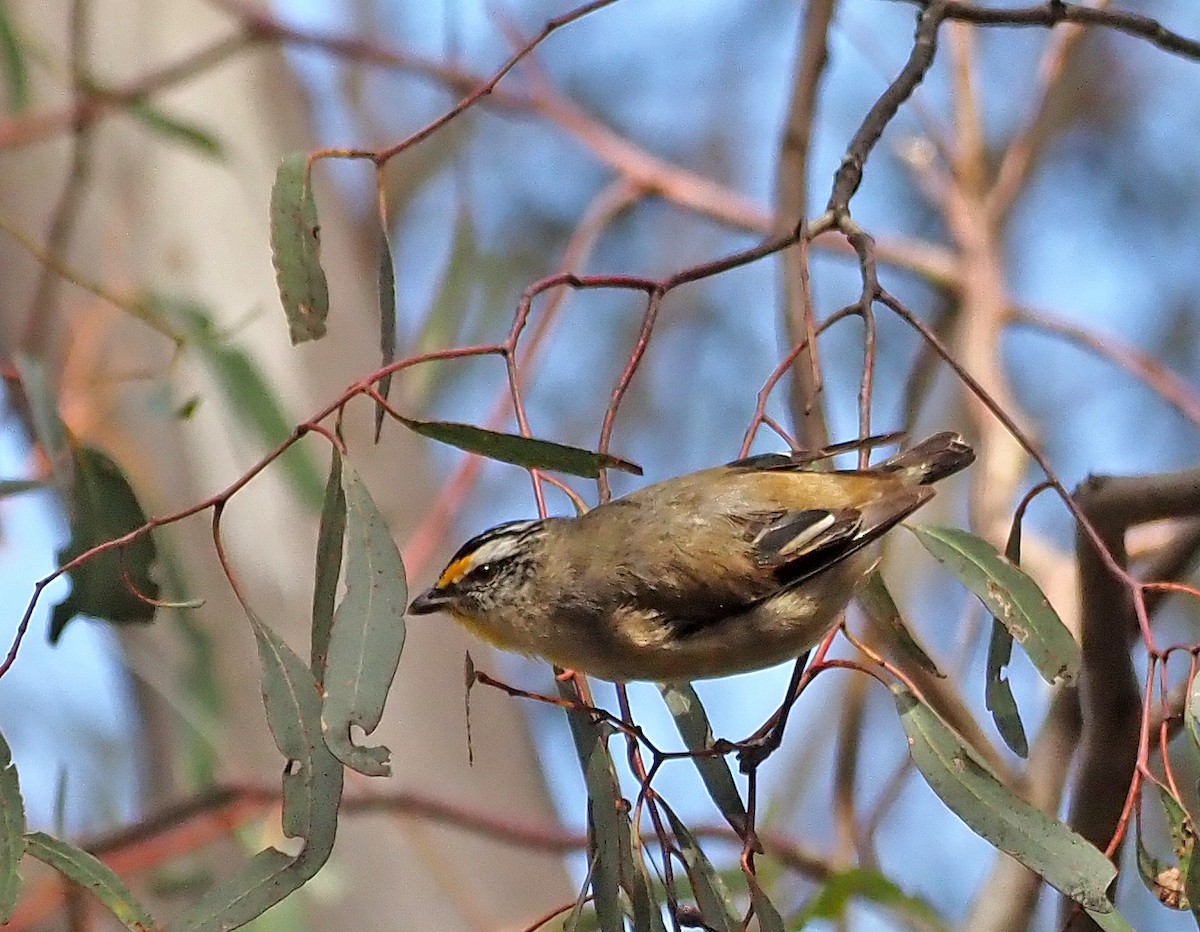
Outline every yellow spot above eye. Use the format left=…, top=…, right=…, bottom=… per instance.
left=437, top=554, right=474, bottom=589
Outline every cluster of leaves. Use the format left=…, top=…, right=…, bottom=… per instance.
left=272, top=144, right=1136, bottom=926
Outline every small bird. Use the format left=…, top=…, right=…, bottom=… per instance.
left=408, top=432, right=974, bottom=682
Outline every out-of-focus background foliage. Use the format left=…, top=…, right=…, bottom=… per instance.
left=0, top=0, right=1198, bottom=929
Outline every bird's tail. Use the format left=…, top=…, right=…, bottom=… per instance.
left=879, top=432, right=975, bottom=485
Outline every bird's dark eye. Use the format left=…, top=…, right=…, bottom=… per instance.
left=473, top=562, right=497, bottom=581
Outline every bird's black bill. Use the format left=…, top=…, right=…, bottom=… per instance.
left=408, top=589, right=450, bottom=615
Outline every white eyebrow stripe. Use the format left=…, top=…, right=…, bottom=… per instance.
left=464, top=532, right=528, bottom=569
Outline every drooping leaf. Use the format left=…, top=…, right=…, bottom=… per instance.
left=125, top=101, right=225, bottom=159
left=985, top=616, right=1028, bottom=758
left=661, top=801, right=739, bottom=932
left=270, top=152, right=329, bottom=344
left=857, top=571, right=944, bottom=679
left=311, top=448, right=346, bottom=686
left=0, top=478, right=43, bottom=498
left=1186, top=670, right=1200, bottom=754
left=176, top=612, right=342, bottom=930
left=983, top=511, right=1029, bottom=756
left=660, top=684, right=748, bottom=835
left=581, top=733, right=625, bottom=932
left=558, top=680, right=624, bottom=932
left=25, top=832, right=156, bottom=931
left=615, top=795, right=666, bottom=932
left=398, top=416, right=641, bottom=478
left=147, top=295, right=325, bottom=508
left=893, top=684, right=1117, bottom=912
left=320, top=462, right=406, bottom=776
left=792, top=866, right=948, bottom=930
left=909, top=525, right=1078, bottom=687
left=373, top=203, right=396, bottom=442
left=50, top=446, right=159, bottom=643
left=0, top=6, right=30, bottom=113
left=0, top=730, right=25, bottom=921
left=408, top=208, right=478, bottom=407
left=749, top=879, right=785, bottom=932
left=14, top=354, right=72, bottom=492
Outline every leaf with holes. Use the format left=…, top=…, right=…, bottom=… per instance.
left=177, top=612, right=342, bottom=930
left=909, top=524, right=1077, bottom=687
left=270, top=152, right=329, bottom=344
left=321, top=462, right=406, bottom=776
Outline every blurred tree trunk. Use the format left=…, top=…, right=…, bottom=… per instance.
left=0, top=0, right=570, bottom=927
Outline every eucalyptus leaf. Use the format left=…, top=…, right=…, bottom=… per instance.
left=0, top=731, right=24, bottom=921
left=660, top=684, right=748, bottom=834
left=25, top=832, right=156, bottom=931
left=321, top=462, right=406, bottom=776
left=126, top=101, right=224, bottom=159
left=792, top=866, right=948, bottom=930
left=893, top=684, right=1116, bottom=912
left=374, top=208, right=397, bottom=442
left=0, top=6, right=30, bottom=112
left=985, top=617, right=1028, bottom=758
left=177, top=612, right=342, bottom=930
left=909, top=524, right=1078, bottom=686
left=14, top=354, right=71, bottom=492
left=661, top=801, right=739, bottom=932
left=582, top=734, right=625, bottom=932
left=857, top=571, right=944, bottom=678
left=398, top=416, right=641, bottom=478
left=311, top=448, right=346, bottom=685
left=149, top=295, right=325, bottom=508
left=270, top=152, right=329, bottom=344
left=50, top=446, right=159, bottom=643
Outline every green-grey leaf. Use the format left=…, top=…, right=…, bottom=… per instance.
left=582, top=734, right=625, bottom=932
left=749, top=881, right=785, bottom=932
left=0, top=478, right=43, bottom=498
left=893, top=684, right=1115, bottom=912
left=147, top=295, right=325, bottom=508
left=270, top=152, right=329, bottom=344
left=616, top=800, right=666, bottom=932
left=0, top=731, right=25, bottom=921
left=659, top=684, right=748, bottom=834
left=857, top=571, right=944, bottom=679
left=398, top=416, right=642, bottom=478
left=311, top=448, right=346, bottom=686
left=661, top=802, right=739, bottom=932
left=408, top=208, right=477, bottom=407
left=50, top=446, right=159, bottom=643
left=909, top=525, right=1078, bottom=686
left=321, top=463, right=406, bottom=776
left=374, top=213, right=396, bottom=442
left=985, top=617, right=1028, bottom=758
left=0, top=7, right=30, bottom=112
left=25, top=831, right=156, bottom=931
left=177, top=612, right=342, bottom=930
left=1187, top=671, right=1200, bottom=755
left=15, top=354, right=72, bottom=492
left=791, top=866, right=948, bottom=930
left=126, top=101, right=224, bottom=159
left=1084, top=904, right=1136, bottom=931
